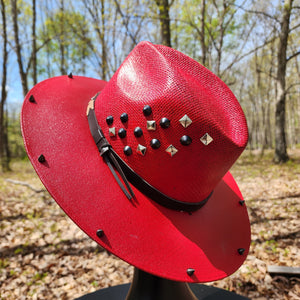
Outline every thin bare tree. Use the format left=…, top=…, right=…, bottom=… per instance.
left=11, top=0, right=28, bottom=96
left=82, top=0, right=108, bottom=79
left=154, top=0, right=174, bottom=47
left=32, top=0, right=37, bottom=85
left=274, top=0, right=293, bottom=163
left=0, top=0, right=10, bottom=171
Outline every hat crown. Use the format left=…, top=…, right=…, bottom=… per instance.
left=95, top=42, right=248, bottom=203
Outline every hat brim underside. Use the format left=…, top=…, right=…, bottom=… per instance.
left=21, top=76, right=251, bottom=283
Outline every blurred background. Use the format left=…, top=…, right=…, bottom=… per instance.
left=0, top=1, right=299, bottom=299
left=0, top=0, right=300, bottom=169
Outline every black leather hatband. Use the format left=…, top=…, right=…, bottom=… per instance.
left=87, top=94, right=211, bottom=212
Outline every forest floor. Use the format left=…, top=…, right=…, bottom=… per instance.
left=0, top=149, right=299, bottom=300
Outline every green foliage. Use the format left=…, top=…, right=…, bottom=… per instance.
left=0, top=258, right=9, bottom=269
left=91, top=280, right=99, bottom=287
left=7, top=113, right=26, bottom=159
left=27, top=272, right=48, bottom=286
left=172, top=0, right=246, bottom=74
left=39, top=9, right=92, bottom=76
left=265, top=239, right=279, bottom=254
left=14, top=247, right=23, bottom=254
left=1, top=0, right=299, bottom=161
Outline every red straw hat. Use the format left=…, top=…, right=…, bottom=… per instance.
left=21, top=41, right=250, bottom=283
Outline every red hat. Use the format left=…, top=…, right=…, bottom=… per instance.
left=21, top=41, right=250, bottom=283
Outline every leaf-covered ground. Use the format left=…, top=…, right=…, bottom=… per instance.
left=0, top=150, right=299, bottom=300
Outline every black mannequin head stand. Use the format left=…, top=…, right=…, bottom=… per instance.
left=75, top=266, right=250, bottom=300
left=125, top=268, right=198, bottom=300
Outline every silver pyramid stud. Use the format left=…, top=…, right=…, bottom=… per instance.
left=137, top=144, right=147, bottom=156
left=200, top=133, right=213, bottom=145
left=146, top=120, right=156, bottom=131
left=165, top=145, right=178, bottom=157
left=179, top=114, right=192, bottom=128
left=109, top=127, right=116, bottom=137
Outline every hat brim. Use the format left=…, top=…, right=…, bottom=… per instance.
left=21, top=76, right=251, bottom=283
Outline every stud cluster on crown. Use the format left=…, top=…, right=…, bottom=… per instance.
left=105, top=105, right=213, bottom=157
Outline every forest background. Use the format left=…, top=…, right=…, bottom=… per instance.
left=0, top=1, right=300, bottom=299
left=0, top=0, right=300, bottom=171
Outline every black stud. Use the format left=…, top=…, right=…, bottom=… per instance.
left=238, top=248, right=245, bottom=255
left=143, top=105, right=152, bottom=116
left=134, top=127, right=143, bottom=138
left=180, top=135, right=192, bottom=146
left=150, top=139, right=161, bottom=149
left=38, top=154, right=45, bottom=163
left=187, top=268, right=195, bottom=276
left=124, top=146, right=132, bottom=156
left=29, top=95, right=35, bottom=103
left=239, top=200, right=245, bottom=206
left=68, top=72, right=73, bottom=78
left=120, top=113, right=128, bottom=123
left=106, top=116, right=114, bottom=125
left=118, top=128, right=127, bottom=139
left=160, top=117, right=170, bottom=129
left=96, top=229, right=104, bottom=238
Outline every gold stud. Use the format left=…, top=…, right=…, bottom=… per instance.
left=137, top=144, right=147, bottom=156
left=109, top=127, right=116, bottom=137
left=146, top=120, right=156, bottom=131
left=200, top=133, right=213, bottom=145
left=179, top=114, right=192, bottom=128
left=165, top=145, right=178, bottom=157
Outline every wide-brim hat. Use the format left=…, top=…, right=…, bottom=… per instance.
left=21, top=41, right=250, bottom=283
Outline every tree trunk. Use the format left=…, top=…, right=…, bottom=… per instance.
left=254, top=52, right=265, bottom=154
left=266, top=102, right=272, bottom=148
left=200, top=0, right=206, bottom=65
left=215, top=1, right=227, bottom=77
left=11, top=0, right=28, bottom=97
left=274, top=0, right=293, bottom=163
left=100, top=0, right=107, bottom=80
left=59, top=0, right=66, bottom=75
left=275, top=90, right=288, bottom=162
left=32, top=0, right=37, bottom=85
left=3, top=109, right=11, bottom=168
left=84, top=0, right=109, bottom=79
left=286, top=95, right=293, bottom=148
left=0, top=0, right=11, bottom=171
left=155, top=0, right=172, bottom=47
